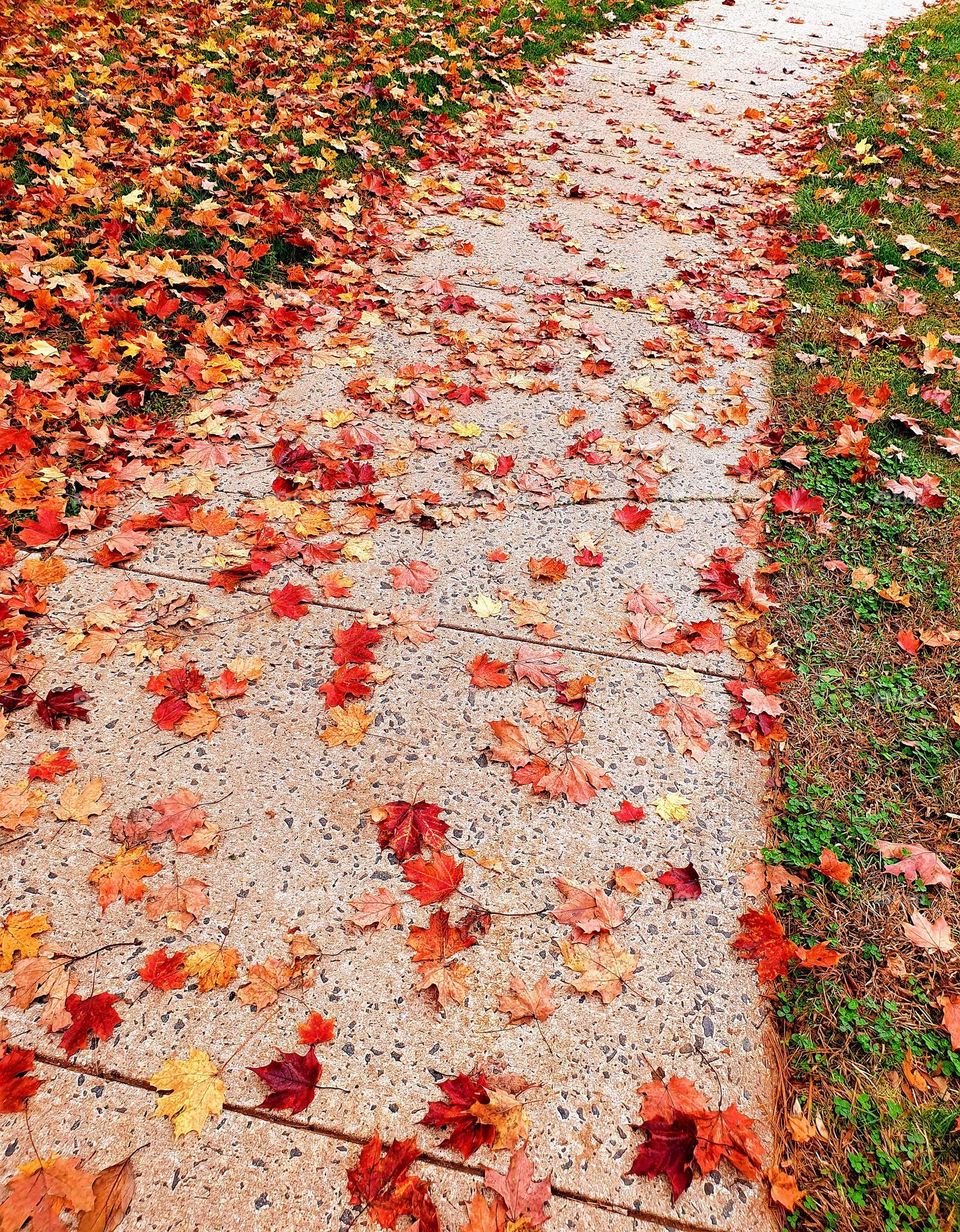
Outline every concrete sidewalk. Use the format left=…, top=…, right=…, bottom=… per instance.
left=1, top=0, right=921, bottom=1228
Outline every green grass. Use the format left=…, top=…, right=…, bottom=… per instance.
left=764, top=3, right=960, bottom=1229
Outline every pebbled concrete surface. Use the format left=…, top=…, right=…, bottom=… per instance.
left=1, top=0, right=923, bottom=1228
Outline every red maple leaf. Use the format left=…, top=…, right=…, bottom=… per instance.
left=693, top=1104, right=764, bottom=1181
left=407, top=909, right=478, bottom=966
left=732, top=906, right=801, bottom=981
left=36, top=685, right=91, bottom=730
left=402, top=850, right=464, bottom=905
left=467, top=653, right=512, bottom=689
left=346, top=1135, right=439, bottom=1232
left=317, top=664, right=373, bottom=709
left=27, top=748, right=77, bottom=782
left=269, top=583, right=313, bottom=619
left=771, top=487, right=825, bottom=516
left=613, top=504, right=652, bottom=533
left=374, top=800, right=447, bottom=861
left=421, top=1072, right=494, bottom=1158
left=250, top=1046, right=321, bottom=1114
left=60, top=992, right=121, bottom=1056
left=139, top=949, right=188, bottom=991
left=297, top=1012, right=336, bottom=1046
left=613, top=800, right=645, bottom=824
left=656, top=863, right=702, bottom=902
left=0, top=1046, right=43, bottom=1113
left=628, top=1114, right=698, bottom=1202
left=332, top=621, right=381, bottom=665
left=18, top=502, right=67, bottom=547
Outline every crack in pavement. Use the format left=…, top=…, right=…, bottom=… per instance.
left=60, top=555, right=742, bottom=681
left=32, top=1053, right=729, bottom=1232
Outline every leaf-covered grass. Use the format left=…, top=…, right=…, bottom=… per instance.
left=0, top=0, right=679, bottom=543
left=765, top=5, right=960, bottom=1229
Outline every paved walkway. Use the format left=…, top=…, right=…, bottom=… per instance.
left=2, top=0, right=920, bottom=1228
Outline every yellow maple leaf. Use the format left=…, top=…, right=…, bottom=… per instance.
left=150, top=1049, right=224, bottom=1137
left=470, top=1088, right=530, bottom=1151
left=0, top=911, right=50, bottom=972
left=319, top=704, right=373, bottom=747
left=55, top=778, right=106, bottom=824
left=182, top=943, right=241, bottom=992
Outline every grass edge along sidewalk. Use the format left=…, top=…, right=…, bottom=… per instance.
left=752, top=5, right=960, bottom=1231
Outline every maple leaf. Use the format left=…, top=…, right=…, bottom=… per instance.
left=0, top=781, right=45, bottom=832
left=903, top=910, right=956, bottom=953
left=0, top=911, right=50, bottom=972
left=536, top=755, right=612, bottom=805
left=331, top=621, right=381, bottom=665
left=938, top=995, right=960, bottom=1049
left=389, top=559, right=438, bottom=594
left=318, top=664, right=373, bottom=709
left=483, top=1149, right=551, bottom=1227
left=771, top=488, right=825, bottom=515
left=8, top=955, right=74, bottom=1032
left=0, top=1156, right=95, bottom=1230
left=552, top=878, right=624, bottom=940
left=139, top=949, right=188, bottom=991
left=422, top=1072, right=496, bottom=1158
left=629, top=1114, right=697, bottom=1202
left=636, top=1076, right=707, bottom=1123
left=237, top=958, right=295, bottom=1010
left=513, top=645, right=566, bottom=689
left=652, top=696, right=719, bottom=760
left=485, top=719, right=531, bottom=767
left=60, top=992, right=121, bottom=1056
left=527, top=556, right=567, bottom=582
left=18, top=503, right=68, bottom=548
left=144, top=878, right=209, bottom=932
left=471, top=1089, right=530, bottom=1153
left=496, top=975, right=556, bottom=1026
left=372, top=799, right=447, bottom=861
left=149, top=788, right=207, bottom=844
left=416, top=960, right=472, bottom=1009
left=732, top=907, right=801, bottom=981
left=250, top=1046, right=321, bottom=1113
left=878, top=840, right=953, bottom=888
left=88, top=846, right=162, bottom=910
left=613, top=799, right=645, bottom=824
left=27, top=749, right=77, bottom=782
left=407, top=909, right=478, bottom=966
left=55, top=777, right=107, bottom=824
left=319, top=703, right=373, bottom=747
left=298, top=1012, right=336, bottom=1046
left=693, top=1104, right=764, bottom=1181
left=347, top=887, right=403, bottom=930
left=656, top=863, right=702, bottom=902
left=150, top=1049, right=224, bottom=1137
left=768, top=1167, right=805, bottom=1212
left=346, top=1135, right=438, bottom=1232
left=558, top=936, right=637, bottom=1003
left=817, top=848, right=852, bottom=885
left=613, top=504, right=652, bottom=533
left=467, top=653, right=512, bottom=689
left=76, top=1155, right=136, bottom=1232
left=461, top=1190, right=507, bottom=1232
left=182, top=943, right=241, bottom=992
left=0, top=1046, right=43, bottom=1113
left=36, top=685, right=91, bottom=729
left=403, top=850, right=464, bottom=905
left=269, top=583, right=313, bottom=619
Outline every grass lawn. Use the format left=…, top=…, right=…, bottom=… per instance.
left=764, top=3, right=960, bottom=1228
